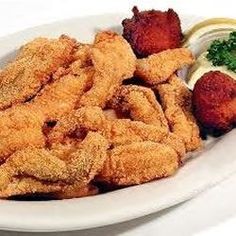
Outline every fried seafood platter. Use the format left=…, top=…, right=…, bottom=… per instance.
left=0, top=7, right=235, bottom=201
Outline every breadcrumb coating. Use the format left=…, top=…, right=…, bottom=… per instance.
left=0, top=132, right=108, bottom=198
left=157, top=75, right=202, bottom=152
left=0, top=35, right=77, bottom=110
left=136, top=48, right=194, bottom=85
left=79, top=31, right=136, bottom=107
left=97, top=141, right=179, bottom=185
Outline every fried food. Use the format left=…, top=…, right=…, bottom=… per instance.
left=108, top=86, right=185, bottom=157
left=0, top=35, right=77, bottom=110
left=48, top=106, right=169, bottom=147
left=0, top=58, right=93, bottom=160
left=52, top=184, right=98, bottom=199
left=109, top=85, right=169, bottom=131
left=0, top=28, right=203, bottom=199
left=156, top=75, right=202, bottom=152
left=79, top=31, right=136, bottom=108
left=135, top=48, right=194, bottom=85
left=0, top=178, right=61, bottom=199
left=49, top=107, right=180, bottom=187
left=122, top=6, right=183, bottom=58
left=192, top=71, right=236, bottom=133
left=49, top=105, right=185, bottom=162
left=0, top=132, right=108, bottom=198
left=97, top=141, right=179, bottom=185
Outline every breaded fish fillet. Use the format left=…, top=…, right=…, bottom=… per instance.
left=135, top=48, right=194, bottom=85
left=0, top=132, right=108, bottom=198
left=108, top=86, right=185, bottom=157
left=156, top=75, right=202, bottom=152
left=0, top=59, right=93, bottom=160
left=48, top=106, right=168, bottom=147
left=109, top=85, right=169, bottom=131
left=0, top=35, right=77, bottom=110
left=0, top=178, right=61, bottom=199
left=97, top=141, right=179, bottom=185
left=79, top=31, right=136, bottom=107
left=48, top=108, right=180, bottom=186
left=48, top=105, right=186, bottom=161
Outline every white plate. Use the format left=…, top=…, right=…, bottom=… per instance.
left=0, top=13, right=236, bottom=232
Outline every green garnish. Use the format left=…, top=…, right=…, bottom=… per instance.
left=207, top=31, right=236, bottom=73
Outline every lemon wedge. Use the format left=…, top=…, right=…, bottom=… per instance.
left=182, top=18, right=236, bottom=88
left=183, top=18, right=236, bottom=49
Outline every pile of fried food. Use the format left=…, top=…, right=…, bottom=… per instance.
left=0, top=7, right=204, bottom=200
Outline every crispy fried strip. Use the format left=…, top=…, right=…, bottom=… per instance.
left=109, top=85, right=169, bottom=131
left=48, top=106, right=186, bottom=158
left=0, top=178, right=61, bottom=199
left=79, top=31, right=136, bottom=108
left=108, top=86, right=186, bottom=157
left=135, top=48, right=194, bottom=85
left=156, top=75, right=202, bottom=152
left=52, top=184, right=98, bottom=200
left=48, top=106, right=169, bottom=147
left=0, top=61, right=93, bottom=160
left=97, top=141, right=179, bottom=185
left=0, top=132, right=108, bottom=198
left=0, top=35, right=77, bottom=110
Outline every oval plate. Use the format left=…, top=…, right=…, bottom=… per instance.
left=0, top=13, right=236, bottom=232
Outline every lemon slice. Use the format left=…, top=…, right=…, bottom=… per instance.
left=183, top=18, right=236, bottom=49
left=181, top=18, right=236, bottom=88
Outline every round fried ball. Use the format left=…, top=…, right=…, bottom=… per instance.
left=122, top=6, right=183, bottom=58
left=192, top=71, right=236, bottom=133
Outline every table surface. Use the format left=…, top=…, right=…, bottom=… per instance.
left=0, top=0, right=236, bottom=235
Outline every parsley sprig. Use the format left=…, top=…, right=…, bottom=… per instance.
left=207, top=31, right=236, bottom=73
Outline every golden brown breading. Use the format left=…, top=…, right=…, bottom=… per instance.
left=47, top=106, right=169, bottom=147
left=161, top=133, right=186, bottom=158
left=0, top=132, right=108, bottom=198
left=0, top=31, right=203, bottom=199
left=156, top=75, right=202, bottom=152
left=0, top=177, right=61, bottom=199
left=0, top=62, right=92, bottom=160
left=73, top=43, right=92, bottom=68
left=135, top=48, right=194, bottom=85
left=109, top=85, right=169, bottom=131
left=0, top=106, right=45, bottom=159
left=0, top=147, right=69, bottom=192
left=108, top=86, right=185, bottom=157
left=48, top=106, right=186, bottom=159
left=30, top=71, right=93, bottom=120
left=0, top=35, right=77, bottom=110
left=97, top=141, right=179, bottom=185
left=79, top=31, right=136, bottom=107
left=52, top=184, right=98, bottom=199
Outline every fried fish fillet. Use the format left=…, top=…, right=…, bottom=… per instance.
left=48, top=104, right=186, bottom=158
left=52, top=184, right=98, bottom=199
left=79, top=31, right=136, bottom=107
left=0, top=35, right=77, bottom=110
left=0, top=132, right=108, bottom=198
left=108, top=85, right=185, bottom=157
left=48, top=106, right=169, bottom=147
left=109, top=85, right=169, bottom=131
left=156, top=75, right=202, bottom=152
left=97, top=141, right=179, bottom=185
left=0, top=59, right=93, bottom=160
left=47, top=108, right=179, bottom=186
left=135, top=48, right=194, bottom=85
left=0, top=178, right=61, bottom=199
